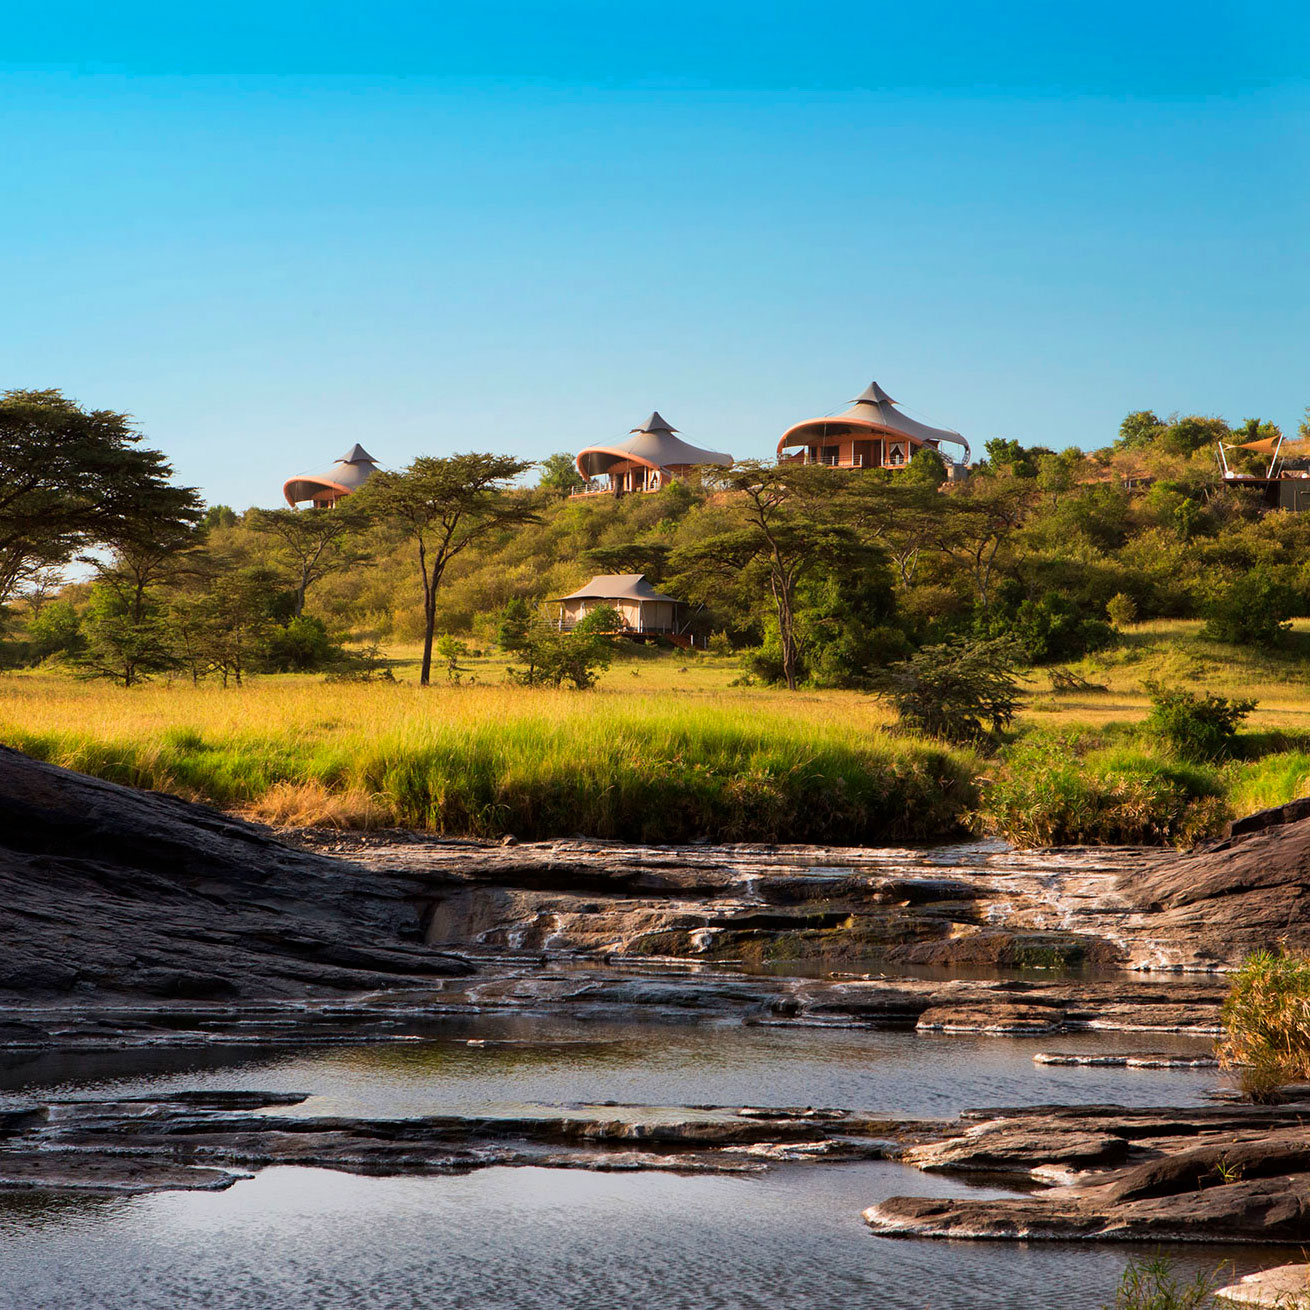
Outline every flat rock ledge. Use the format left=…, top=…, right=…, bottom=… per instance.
left=1215, top=1265, right=1310, bottom=1306
left=864, top=1101, right=1310, bottom=1244
left=0, top=1090, right=918, bottom=1196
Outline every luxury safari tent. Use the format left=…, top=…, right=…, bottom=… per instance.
left=283, top=444, right=379, bottom=508
left=1217, top=432, right=1310, bottom=511
left=554, top=574, right=697, bottom=646
left=574, top=413, right=733, bottom=495
left=777, top=381, right=970, bottom=472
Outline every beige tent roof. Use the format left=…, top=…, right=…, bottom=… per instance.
left=283, top=445, right=379, bottom=506
left=575, top=413, right=733, bottom=479
left=778, top=381, right=970, bottom=462
left=554, top=573, right=682, bottom=604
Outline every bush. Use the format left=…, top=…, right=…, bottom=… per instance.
left=987, top=591, right=1116, bottom=664
left=508, top=605, right=619, bottom=690
left=1144, top=683, right=1255, bottom=762
left=879, top=637, right=1024, bottom=745
left=27, top=599, right=83, bottom=661
left=1218, top=948, right=1310, bottom=1101
left=1104, top=1254, right=1225, bottom=1309
left=264, top=615, right=337, bottom=672
left=1106, top=592, right=1138, bottom=628
left=979, top=734, right=1228, bottom=847
left=1202, top=570, right=1296, bottom=647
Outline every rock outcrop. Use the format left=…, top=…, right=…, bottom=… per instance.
left=865, top=1101, right=1310, bottom=1243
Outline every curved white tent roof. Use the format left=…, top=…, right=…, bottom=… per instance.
left=778, top=382, right=970, bottom=463
left=575, top=413, right=733, bottom=479
left=283, top=444, right=379, bottom=507
left=553, top=573, right=682, bottom=604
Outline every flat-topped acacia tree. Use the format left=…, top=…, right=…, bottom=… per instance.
left=353, top=453, right=537, bottom=686
left=0, top=388, right=201, bottom=606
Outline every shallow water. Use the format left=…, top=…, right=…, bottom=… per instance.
left=0, top=1160, right=1280, bottom=1310
left=3, top=1018, right=1226, bottom=1119
left=0, top=1016, right=1256, bottom=1309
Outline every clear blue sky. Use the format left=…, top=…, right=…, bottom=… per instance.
left=3, top=2, right=1307, bottom=508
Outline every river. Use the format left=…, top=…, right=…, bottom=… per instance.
left=0, top=1016, right=1284, bottom=1309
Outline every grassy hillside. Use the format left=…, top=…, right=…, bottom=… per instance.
left=2, top=621, right=1308, bottom=846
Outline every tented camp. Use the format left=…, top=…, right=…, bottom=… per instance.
left=777, top=381, right=970, bottom=471
left=1217, top=432, right=1310, bottom=511
left=283, top=444, right=379, bottom=508
left=574, top=413, right=732, bottom=495
left=554, top=574, right=695, bottom=645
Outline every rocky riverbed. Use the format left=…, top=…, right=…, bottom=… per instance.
left=7, top=743, right=1310, bottom=1257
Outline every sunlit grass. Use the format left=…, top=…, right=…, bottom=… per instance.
left=0, top=664, right=973, bottom=843
left=3, top=621, right=1310, bottom=844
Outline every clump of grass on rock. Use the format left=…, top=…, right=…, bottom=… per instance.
left=1219, top=948, right=1310, bottom=1102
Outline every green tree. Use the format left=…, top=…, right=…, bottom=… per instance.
left=170, top=565, right=282, bottom=686
left=1115, top=410, right=1165, bottom=450
left=497, top=597, right=535, bottom=653
left=249, top=503, right=369, bottom=617
left=878, top=636, right=1024, bottom=745
left=1202, top=570, right=1296, bottom=647
left=27, top=599, right=83, bottom=662
left=84, top=460, right=204, bottom=626
left=928, top=478, right=1033, bottom=617
left=77, top=585, right=178, bottom=687
left=537, top=452, right=586, bottom=496
left=0, top=389, right=200, bottom=606
left=902, top=447, right=947, bottom=487
left=353, top=454, right=538, bottom=685
left=435, top=634, right=469, bottom=683
left=507, top=605, right=619, bottom=689
left=672, top=462, right=846, bottom=690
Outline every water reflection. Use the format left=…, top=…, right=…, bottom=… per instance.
left=0, top=1165, right=1285, bottom=1310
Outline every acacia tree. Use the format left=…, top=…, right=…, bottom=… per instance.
left=83, top=455, right=204, bottom=625
left=927, top=478, right=1033, bottom=617
left=0, top=389, right=198, bottom=605
left=353, top=453, right=538, bottom=685
left=672, top=462, right=845, bottom=691
left=249, top=503, right=369, bottom=617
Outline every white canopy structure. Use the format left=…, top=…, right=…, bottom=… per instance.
left=283, top=444, right=379, bottom=508
left=574, top=413, right=733, bottom=494
left=777, top=382, right=970, bottom=469
left=553, top=573, right=689, bottom=638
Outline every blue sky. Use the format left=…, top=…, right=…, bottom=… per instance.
left=3, top=2, right=1307, bottom=508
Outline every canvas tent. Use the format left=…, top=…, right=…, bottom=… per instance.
left=283, top=444, right=379, bottom=508
left=554, top=574, right=688, bottom=637
left=777, top=381, right=970, bottom=470
left=574, top=413, right=733, bottom=494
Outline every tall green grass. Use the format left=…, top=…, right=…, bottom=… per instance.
left=979, top=732, right=1230, bottom=847
left=4, top=712, right=980, bottom=844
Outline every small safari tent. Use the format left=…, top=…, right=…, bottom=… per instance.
left=777, top=381, right=970, bottom=471
left=554, top=574, right=696, bottom=646
left=574, top=413, right=733, bottom=495
left=283, top=444, right=379, bottom=508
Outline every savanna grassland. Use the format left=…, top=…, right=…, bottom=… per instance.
left=5, top=620, right=1310, bottom=847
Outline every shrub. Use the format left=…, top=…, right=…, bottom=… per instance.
left=986, top=590, right=1116, bottom=664
left=1202, top=570, right=1296, bottom=647
left=1144, top=683, right=1255, bottom=762
left=1106, top=592, right=1138, bottom=628
left=27, top=599, right=83, bottom=661
left=1218, top=948, right=1310, bottom=1101
left=264, top=615, right=337, bottom=672
left=879, top=636, right=1024, bottom=745
left=979, top=734, right=1228, bottom=847
left=1104, top=1254, right=1225, bottom=1309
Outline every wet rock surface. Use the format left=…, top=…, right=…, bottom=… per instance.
left=0, top=1089, right=912, bottom=1195
left=865, top=1101, right=1310, bottom=1243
